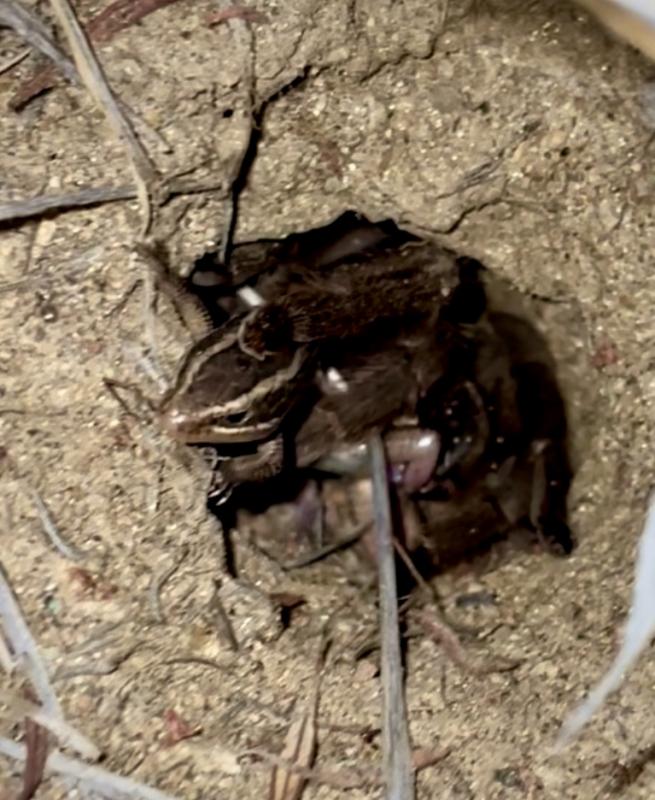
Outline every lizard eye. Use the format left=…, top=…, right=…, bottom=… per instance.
left=225, top=410, right=249, bottom=425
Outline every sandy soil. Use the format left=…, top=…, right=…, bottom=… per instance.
left=1, top=0, right=654, bottom=797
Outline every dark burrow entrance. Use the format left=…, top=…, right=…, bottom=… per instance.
left=159, top=210, right=579, bottom=587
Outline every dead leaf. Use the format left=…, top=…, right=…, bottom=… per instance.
left=269, top=638, right=328, bottom=800
left=269, top=701, right=317, bottom=800
left=412, top=745, right=451, bottom=772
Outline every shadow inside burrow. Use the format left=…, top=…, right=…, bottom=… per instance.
left=186, top=211, right=579, bottom=586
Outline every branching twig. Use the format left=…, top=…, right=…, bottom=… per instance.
left=0, top=737, right=180, bottom=800
left=0, top=0, right=78, bottom=84
left=369, top=435, right=414, bottom=800
left=0, top=689, right=99, bottom=761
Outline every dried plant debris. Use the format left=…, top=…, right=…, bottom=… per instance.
left=0, top=0, right=78, bottom=87
left=49, top=0, right=161, bottom=236
left=0, top=563, right=63, bottom=719
left=557, top=493, right=655, bottom=748
left=156, top=211, right=574, bottom=573
left=0, top=566, right=176, bottom=797
left=0, top=175, right=225, bottom=226
left=10, top=0, right=188, bottom=109
left=370, top=435, right=415, bottom=800
left=268, top=639, right=325, bottom=800
left=0, top=737, right=180, bottom=800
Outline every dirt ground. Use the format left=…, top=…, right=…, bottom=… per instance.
left=1, top=0, right=654, bottom=797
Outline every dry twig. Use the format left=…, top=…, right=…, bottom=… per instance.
left=28, top=485, right=85, bottom=562
left=0, top=563, right=62, bottom=717
left=0, top=176, right=224, bottom=225
left=49, top=0, right=161, bottom=235
left=281, top=522, right=370, bottom=570
left=0, top=47, right=30, bottom=75
left=3, top=451, right=85, bottom=561
left=557, top=492, right=655, bottom=749
left=246, top=747, right=377, bottom=791
left=0, top=0, right=78, bottom=84
left=416, top=610, right=520, bottom=677
left=216, top=4, right=257, bottom=264
left=0, top=737, right=180, bottom=800
left=148, top=544, right=189, bottom=623
left=369, top=435, right=415, bottom=800
left=11, top=0, right=187, bottom=108
left=0, top=689, right=100, bottom=760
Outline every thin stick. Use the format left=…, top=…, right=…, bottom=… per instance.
left=0, top=47, right=30, bottom=75
left=0, top=1, right=169, bottom=150
left=0, top=185, right=133, bottom=222
left=3, top=450, right=84, bottom=561
left=0, top=689, right=99, bottom=761
left=0, top=737, right=180, bottom=800
left=0, top=0, right=78, bottom=84
left=148, top=544, right=189, bottom=623
left=27, top=485, right=85, bottom=562
left=416, top=610, right=521, bottom=677
left=245, top=747, right=377, bottom=791
left=0, top=562, right=62, bottom=716
left=49, top=0, right=160, bottom=235
left=0, top=633, right=13, bottom=673
left=368, top=435, right=414, bottom=800
left=281, top=522, right=370, bottom=570
left=11, top=0, right=187, bottom=109
left=0, top=176, right=224, bottom=225
left=209, top=580, right=239, bottom=652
